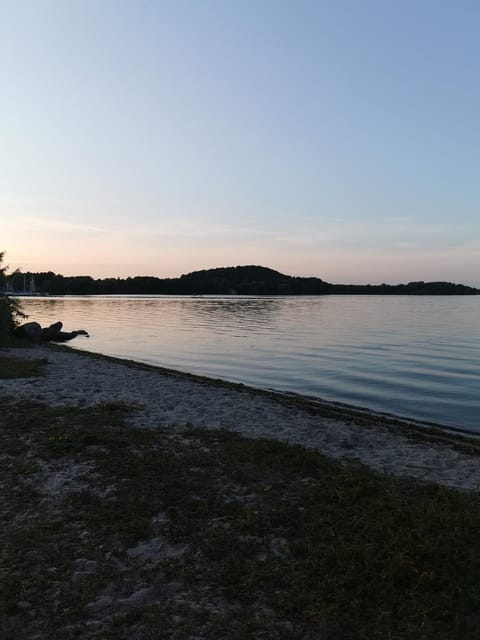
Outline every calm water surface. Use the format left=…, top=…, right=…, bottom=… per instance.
left=21, top=295, right=480, bottom=432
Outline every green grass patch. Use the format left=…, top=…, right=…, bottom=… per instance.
left=1, top=397, right=479, bottom=639
left=0, top=355, right=47, bottom=378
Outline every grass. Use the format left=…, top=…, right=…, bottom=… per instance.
left=1, top=387, right=480, bottom=640
left=0, top=355, right=47, bottom=378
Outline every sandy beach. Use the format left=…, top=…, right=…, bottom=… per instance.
left=2, top=344, right=479, bottom=491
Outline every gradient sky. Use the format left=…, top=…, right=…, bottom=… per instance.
left=1, top=0, right=479, bottom=285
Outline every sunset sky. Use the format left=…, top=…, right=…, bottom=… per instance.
left=2, top=1, right=479, bottom=285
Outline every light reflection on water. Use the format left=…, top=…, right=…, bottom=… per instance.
left=20, top=295, right=480, bottom=431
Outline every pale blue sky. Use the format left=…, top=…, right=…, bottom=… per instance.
left=1, top=1, right=479, bottom=284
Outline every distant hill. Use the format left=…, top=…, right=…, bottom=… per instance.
left=177, top=265, right=327, bottom=295
left=13, top=265, right=479, bottom=296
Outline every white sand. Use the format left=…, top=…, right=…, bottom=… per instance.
left=2, top=345, right=479, bottom=491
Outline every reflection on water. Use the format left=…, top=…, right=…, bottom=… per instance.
left=20, top=295, right=480, bottom=431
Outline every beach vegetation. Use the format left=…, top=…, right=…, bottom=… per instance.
left=0, top=355, right=47, bottom=378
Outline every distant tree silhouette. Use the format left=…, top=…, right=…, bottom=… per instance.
left=19, top=264, right=478, bottom=297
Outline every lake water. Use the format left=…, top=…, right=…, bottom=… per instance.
left=19, top=295, right=480, bottom=432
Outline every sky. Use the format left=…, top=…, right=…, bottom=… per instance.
left=1, top=0, right=479, bottom=285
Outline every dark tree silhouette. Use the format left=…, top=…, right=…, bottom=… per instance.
left=16, top=264, right=479, bottom=296
left=0, top=251, right=27, bottom=344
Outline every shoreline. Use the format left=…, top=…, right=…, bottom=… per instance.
left=17, top=294, right=480, bottom=432
left=2, top=342, right=480, bottom=491
left=58, top=342, right=480, bottom=442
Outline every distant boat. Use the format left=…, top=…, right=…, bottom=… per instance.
left=3, top=274, right=41, bottom=296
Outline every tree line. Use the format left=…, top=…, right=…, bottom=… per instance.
left=8, top=265, right=479, bottom=296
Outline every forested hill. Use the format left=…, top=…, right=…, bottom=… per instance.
left=13, top=265, right=479, bottom=295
